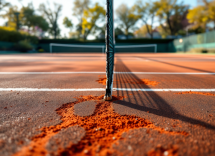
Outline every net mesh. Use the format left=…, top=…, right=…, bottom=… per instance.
left=50, top=44, right=105, bottom=53
left=105, top=0, right=115, bottom=100
left=50, top=44, right=157, bottom=53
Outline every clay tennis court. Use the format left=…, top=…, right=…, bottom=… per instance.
left=0, top=53, right=215, bottom=156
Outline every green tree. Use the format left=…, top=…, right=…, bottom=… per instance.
left=134, top=25, right=152, bottom=38
left=20, top=4, right=49, bottom=32
left=116, top=3, right=140, bottom=39
left=157, top=25, right=171, bottom=38
left=81, top=2, right=105, bottom=40
left=115, top=27, right=124, bottom=38
left=3, top=6, right=20, bottom=29
left=73, top=0, right=90, bottom=38
left=187, top=6, right=208, bottom=30
left=63, top=17, right=73, bottom=31
left=209, top=1, right=215, bottom=29
left=188, top=0, right=215, bottom=30
left=39, top=3, right=62, bottom=39
left=155, top=0, right=189, bottom=36
left=134, top=1, right=158, bottom=38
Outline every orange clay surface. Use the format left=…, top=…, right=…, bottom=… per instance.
left=96, top=77, right=107, bottom=85
left=1, top=53, right=215, bottom=72
left=147, top=145, right=179, bottom=156
left=13, top=95, right=188, bottom=156
left=97, top=76, right=159, bottom=87
left=120, top=78, right=159, bottom=86
left=0, top=54, right=106, bottom=72
left=175, top=92, right=215, bottom=96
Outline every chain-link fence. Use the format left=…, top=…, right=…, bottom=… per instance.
left=174, top=30, right=215, bottom=53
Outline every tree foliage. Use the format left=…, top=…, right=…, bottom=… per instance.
left=3, top=4, right=48, bottom=34
left=134, top=25, right=152, bottom=38
left=155, top=0, right=189, bottom=36
left=73, top=0, right=90, bottom=38
left=116, top=3, right=140, bottom=38
left=63, top=17, right=73, bottom=31
left=115, top=27, right=124, bottom=37
left=73, top=0, right=90, bottom=20
left=0, top=26, right=38, bottom=43
left=134, top=0, right=158, bottom=38
left=188, top=0, right=215, bottom=30
left=20, top=4, right=49, bottom=32
left=3, top=6, right=20, bottom=29
left=39, top=3, right=62, bottom=39
left=81, top=2, right=105, bottom=40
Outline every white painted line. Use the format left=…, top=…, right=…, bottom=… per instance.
left=0, top=72, right=215, bottom=75
left=0, top=88, right=106, bottom=91
left=113, top=88, right=215, bottom=92
left=0, top=88, right=215, bottom=92
left=0, top=72, right=106, bottom=74
left=114, top=72, right=215, bottom=75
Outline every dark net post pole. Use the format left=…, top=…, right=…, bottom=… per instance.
left=104, top=0, right=115, bottom=101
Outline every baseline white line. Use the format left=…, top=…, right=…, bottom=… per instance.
left=0, top=72, right=106, bottom=74
left=0, top=88, right=106, bottom=91
left=0, top=88, right=215, bottom=92
left=114, top=72, right=215, bottom=75
left=113, top=88, right=215, bottom=92
left=0, top=72, right=215, bottom=75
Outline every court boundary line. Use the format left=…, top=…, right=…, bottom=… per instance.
left=0, top=72, right=215, bottom=75
left=0, top=88, right=215, bottom=92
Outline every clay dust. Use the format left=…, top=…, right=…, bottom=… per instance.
left=147, top=145, right=179, bottom=156
left=97, top=76, right=159, bottom=87
left=14, top=95, right=187, bottom=156
left=96, top=77, right=107, bottom=86
left=123, top=79, right=159, bottom=86
left=175, top=92, right=215, bottom=96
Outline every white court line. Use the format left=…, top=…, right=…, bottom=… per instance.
left=0, top=72, right=106, bottom=74
left=114, top=72, right=215, bottom=75
left=0, top=88, right=106, bottom=91
left=0, top=72, right=215, bottom=75
left=113, top=88, right=215, bottom=92
left=0, top=88, right=215, bottom=92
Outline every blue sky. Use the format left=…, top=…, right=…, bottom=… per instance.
left=1, top=0, right=198, bottom=38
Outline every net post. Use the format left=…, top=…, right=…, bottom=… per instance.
left=104, top=0, right=115, bottom=101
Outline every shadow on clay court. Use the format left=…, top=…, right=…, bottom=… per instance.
left=140, top=57, right=214, bottom=73
left=114, top=58, right=215, bottom=130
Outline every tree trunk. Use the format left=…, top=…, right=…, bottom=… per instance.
left=150, top=15, right=155, bottom=39
left=150, top=32, right=153, bottom=39
left=53, top=22, right=57, bottom=39
left=125, top=28, right=129, bottom=39
left=167, top=15, right=174, bottom=36
left=145, top=23, right=153, bottom=39
left=83, top=33, right=87, bottom=41
left=54, top=31, right=57, bottom=39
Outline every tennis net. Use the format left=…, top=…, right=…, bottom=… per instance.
left=50, top=43, right=105, bottom=53
left=49, top=43, right=157, bottom=53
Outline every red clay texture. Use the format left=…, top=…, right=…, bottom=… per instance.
left=97, top=76, right=159, bottom=87
left=122, top=78, right=159, bottom=86
left=147, top=145, right=178, bottom=156
left=13, top=95, right=188, bottom=156
left=175, top=92, right=215, bottom=96
left=96, top=77, right=107, bottom=86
